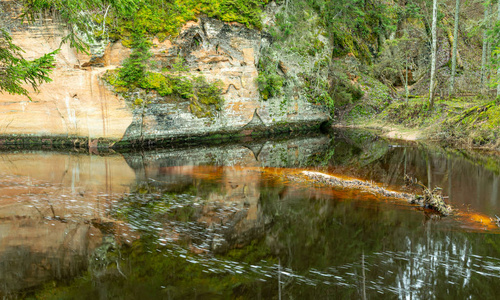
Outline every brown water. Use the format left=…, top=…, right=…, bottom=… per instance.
left=0, top=130, right=499, bottom=299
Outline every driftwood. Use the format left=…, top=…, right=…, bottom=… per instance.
left=299, top=171, right=452, bottom=216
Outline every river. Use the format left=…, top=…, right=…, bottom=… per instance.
left=0, top=129, right=499, bottom=299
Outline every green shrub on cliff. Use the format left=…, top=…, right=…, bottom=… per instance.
left=200, top=0, right=269, bottom=29
left=104, top=69, right=223, bottom=118
left=256, top=55, right=284, bottom=100
left=109, top=0, right=269, bottom=47
left=308, top=0, right=398, bottom=63
left=119, top=30, right=152, bottom=86
left=140, top=72, right=173, bottom=96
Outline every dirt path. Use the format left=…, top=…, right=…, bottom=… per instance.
left=333, top=123, right=427, bottom=142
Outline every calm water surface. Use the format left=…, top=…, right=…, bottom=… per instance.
left=0, top=130, right=499, bottom=299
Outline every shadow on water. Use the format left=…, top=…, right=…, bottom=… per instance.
left=0, top=130, right=500, bottom=298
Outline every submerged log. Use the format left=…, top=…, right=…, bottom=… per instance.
left=299, top=171, right=452, bottom=216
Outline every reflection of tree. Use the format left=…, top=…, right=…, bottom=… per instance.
left=392, top=230, right=500, bottom=299
left=309, top=129, right=391, bottom=178
left=326, top=129, right=500, bottom=214
left=259, top=186, right=500, bottom=298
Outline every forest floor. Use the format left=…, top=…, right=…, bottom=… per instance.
left=338, top=95, right=500, bottom=150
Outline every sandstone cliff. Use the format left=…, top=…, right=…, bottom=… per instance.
left=0, top=3, right=329, bottom=148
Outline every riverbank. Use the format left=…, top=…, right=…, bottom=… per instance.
left=338, top=96, right=500, bottom=150
left=0, top=121, right=325, bottom=151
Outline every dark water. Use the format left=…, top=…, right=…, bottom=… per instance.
left=1, top=130, right=500, bottom=299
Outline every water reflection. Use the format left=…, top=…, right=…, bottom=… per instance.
left=0, top=153, right=133, bottom=297
left=324, top=130, right=500, bottom=218
left=1, top=132, right=500, bottom=298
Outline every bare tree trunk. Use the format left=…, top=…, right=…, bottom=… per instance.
left=278, top=258, right=282, bottom=300
left=427, top=153, right=432, bottom=189
left=442, top=16, right=464, bottom=69
left=491, top=175, right=498, bottom=206
left=429, top=0, right=438, bottom=108
left=405, top=54, right=409, bottom=104
left=361, top=251, right=366, bottom=300
left=497, top=3, right=500, bottom=97
left=450, top=0, right=460, bottom=97
left=448, top=157, right=452, bottom=202
left=487, top=20, right=492, bottom=82
left=397, top=30, right=410, bottom=104
left=481, top=1, right=492, bottom=94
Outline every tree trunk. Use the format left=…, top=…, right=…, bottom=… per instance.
left=444, top=23, right=464, bottom=70
left=449, top=0, right=460, bottom=97
left=481, top=1, right=491, bottom=94
left=497, top=3, right=500, bottom=97
left=429, top=0, right=438, bottom=108
left=427, top=152, right=432, bottom=189
left=405, top=55, right=409, bottom=104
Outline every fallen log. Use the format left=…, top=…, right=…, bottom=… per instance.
left=299, top=171, right=452, bottom=216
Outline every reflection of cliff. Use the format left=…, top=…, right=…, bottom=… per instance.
left=0, top=152, right=135, bottom=220
left=0, top=220, right=102, bottom=297
left=124, top=135, right=332, bottom=173
left=206, top=167, right=267, bottom=252
left=118, top=136, right=331, bottom=251
left=0, top=135, right=331, bottom=294
left=0, top=152, right=135, bottom=296
left=118, top=165, right=271, bottom=253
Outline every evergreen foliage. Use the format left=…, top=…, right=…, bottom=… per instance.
left=119, top=30, right=152, bottom=86
left=0, top=29, right=58, bottom=98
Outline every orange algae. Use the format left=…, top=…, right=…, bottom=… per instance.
left=158, top=166, right=500, bottom=233
left=456, top=212, right=500, bottom=231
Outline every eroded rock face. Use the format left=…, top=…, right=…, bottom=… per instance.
left=0, top=7, right=328, bottom=146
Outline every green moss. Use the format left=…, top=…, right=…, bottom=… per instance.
left=187, top=76, right=224, bottom=118
left=104, top=70, right=223, bottom=119
left=256, top=54, right=284, bottom=100
left=140, top=72, right=173, bottom=96
left=171, top=76, right=194, bottom=99
left=440, top=100, right=500, bottom=146
left=101, top=69, right=130, bottom=93
left=134, top=98, right=143, bottom=106
left=104, top=0, right=269, bottom=46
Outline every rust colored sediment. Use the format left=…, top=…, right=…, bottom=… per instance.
left=149, top=166, right=500, bottom=233
left=293, top=170, right=499, bottom=233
